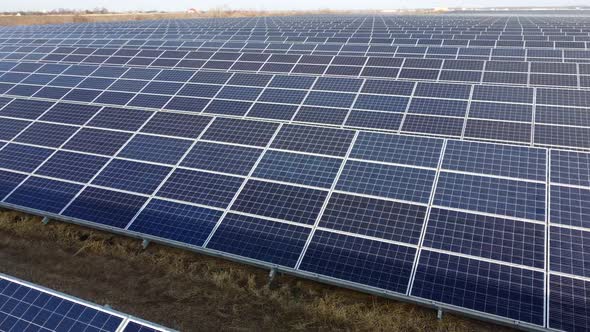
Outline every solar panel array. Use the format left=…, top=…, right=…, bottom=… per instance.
left=0, top=15, right=589, bottom=331
left=0, top=273, right=172, bottom=331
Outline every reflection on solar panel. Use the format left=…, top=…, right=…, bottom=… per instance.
left=0, top=273, right=172, bottom=332
left=0, top=13, right=589, bottom=332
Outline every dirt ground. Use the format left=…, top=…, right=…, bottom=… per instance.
left=0, top=209, right=516, bottom=331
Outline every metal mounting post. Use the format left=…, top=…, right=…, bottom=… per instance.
left=268, top=267, right=277, bottom=282
left=141, top=239, right=150, bottom=250
left=437, top=307, right=443, bottom=320
left=41, top=217, right=50, bottom=225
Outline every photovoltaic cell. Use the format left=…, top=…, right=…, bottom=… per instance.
left=201, top=118, right=278, bottom=147
left=181, top=141, right=262, bottom=176
left=35, top=151, right=109, bottom=183
left=0, top=99, right=53, bottom=119
left=14, top=122, right=78, bottom=148
left=0, top=276, right=124, bottom=332
left=231, top=180, right=328, bottom=225
left=0, top=143, right=53, bottom=173
left=550, top=226, right=590, bottom=278
left=92, top=159, right=171, bottom=195
left=412, top=250, right=544, bottom=326
left=271, top=125, right=354, bottom=157
left=156, top=169, right=243, bottom=208
left=550, top=185, right=590, bottom=229
left=207, top=213, right=310, bottom=267
left=442, top=140, right=546, bottom=181
left=549, top=275, right=590, bottom=332
left=299, top=230, right=416, bottom=293
left=5, top=176, right=82, bottom=213
left=140, top=112, right=211, bottom=139
left=337, top=161, right=435, bottom=204
left=424, top=208, right=545, bottom=268
left=435, top=172, right=545, bottom=221
left=353, top=94, right=408, bottom=112
left=118, top=135, right=192, bottom=165
left=64, top=128, right=132, bottom=156
left=62, top=187, right=148, bottom=229
left=253, top=150, right=342, bottom=188
left=129, top=199, right=222, bottom=247
left=551, top=150, right=590, bottom=187
left=350, top=132, right=442, bottom=168
left=319, top=192, right=425, bottom=244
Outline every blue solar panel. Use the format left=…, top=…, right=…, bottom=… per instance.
left=337, top=161, right=435, bottom=204
left=443, top=140, right=546, bottom=181
left=354, top=94, right=408, bottom=112
left=0, top=170, right=27, bottom=200
left=472, top=85, right=533, bottom=104
left=408, top=98, right=468, bottom=117
left=129, top=199, right=222, bottom=247
left=207, top=213, right=310, bottom=267
left=0, top=143, right=53, bottom=172
left=0, top=276, right=124, bottom=332
left=39, top=103, right=101, bottom=125
left=550, top=226, right=590, bottom=278
left=319, top=192, right=425, bottom=244
left=0, top=99, right=53, bottom=119
left=350, top=132, right=443, bottom=168
left=550, top=185, right=590, bottom=229
left=204, top=99, right=251, bottom=116
left=36, top=151, right=109, bottom=183
left=258, top=88, right=307, bottom=104
left=119, top=135, right=192, bottom=165
left=271, top=125, right=354, bottom=157
left=412, top=250, right=544, bottom=326
left=304, top=91, right=356, bottom=108
left=88, top=107, right=152, bottom=131
left=63, top=187, right=148, bottom=228
left=140, top=112, right=211, bottom=139
left=201, top=118, right=278, bottom=147
left=424, top=208, right=545, bottom=268
left=345, top=110, right=402, bottom=131
left=253, top=150, right=341, bottom=188
left=434, top=172, right=545, bottom=221
left=5, top=176, right=82, bottom=213
left=156, top=169, right=243, bottom=208
left=92, top=159, right=171, bottom=195
left=551, top=150, right=590, bottom=187
left=15, top=122, right=78, bottom=148
left=0, top=117, right=29, bottom=140
left=64, top=128, right=131, bottom=156
left=548, top=275, right=590, bottom=332
left=299, top=230, right=416, bottom=293
left=231, top=180, right=327, bottom=225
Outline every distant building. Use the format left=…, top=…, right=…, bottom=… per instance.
left=187, top=8, right=199, bottom=14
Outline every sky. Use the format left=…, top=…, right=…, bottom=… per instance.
left=3, top=0, right=587, bottom=12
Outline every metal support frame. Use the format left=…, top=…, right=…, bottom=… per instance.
left=268, top=267, right=278, bottom=283
left=41, top=217, right=50, bottom=225
left=141, top=239, right=150, bottom=250
left=437, top=307, right=444, bottom=320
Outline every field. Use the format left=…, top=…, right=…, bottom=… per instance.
left=0, top=209, right=513, bottom=331
left=0, top=10, right=357, bottom=26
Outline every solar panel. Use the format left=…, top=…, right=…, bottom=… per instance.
left=0, top=273, right=172, bottom=332
left=1, top=14, right=590, bottom=332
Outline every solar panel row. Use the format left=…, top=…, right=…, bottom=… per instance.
left=0, top=273, right=171, bottom=332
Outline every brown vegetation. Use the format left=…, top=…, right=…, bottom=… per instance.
left=0, top=209, right=514, bottom=331
left=0, top=10, right=361, bottom=26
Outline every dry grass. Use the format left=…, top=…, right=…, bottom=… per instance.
left=0, top=10, right=359, bottom=26
left=0, top=209, right=515, bottom=331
